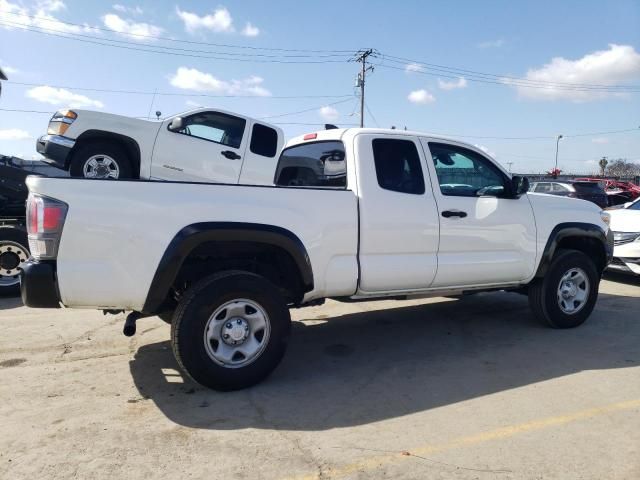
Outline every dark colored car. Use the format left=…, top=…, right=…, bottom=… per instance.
left=529, top=181, right=608, bottom=208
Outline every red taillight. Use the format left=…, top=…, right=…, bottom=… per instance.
left=303, top=133, right=317, bottom=140
left=43, top=206, right=64, bottom=231
left=26, top=194, right=68, bottom=260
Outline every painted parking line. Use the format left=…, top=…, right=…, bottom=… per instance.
left=285, top=398, right=640, bottom=480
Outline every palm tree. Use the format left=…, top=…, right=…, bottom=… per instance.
left=598, top=157, right=608, bottom=176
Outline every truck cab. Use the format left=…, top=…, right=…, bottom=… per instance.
left=36, top=108, right=284, bottom=185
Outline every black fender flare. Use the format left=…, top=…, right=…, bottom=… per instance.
left=142, top=222, right=314, bottom=314
left=534, top=222, right=613, bottom=278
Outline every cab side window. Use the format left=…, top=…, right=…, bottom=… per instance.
left=429, top=142, right=507, bottom=197
left=372, top=138, right=425, bottom=195
left=250, top=124, right=278, bottom=158
left=174, top=112, right=246, bottom=149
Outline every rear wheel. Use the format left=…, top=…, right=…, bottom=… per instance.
left=171, top=271, right=291, bottom=391
left=0, top=227, right=29, bottom=297
left=528, top=249, right=599, bottom=328
left=69, top=142, right=132, bottom=179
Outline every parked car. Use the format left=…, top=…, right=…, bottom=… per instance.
left=574, top=178, right=640, bottom=206
left=529, top=180, right=608, bottom=208
left=37, top=108, right=284, bottom=184
left=607, top=197, right=640, bottom=275
left=21, top=128, right=612, bottom=390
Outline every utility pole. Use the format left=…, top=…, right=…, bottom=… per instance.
left=354, top=49, right=375, bottom=128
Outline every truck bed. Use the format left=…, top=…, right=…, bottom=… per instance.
left=26, top=176, right=359, bottom=310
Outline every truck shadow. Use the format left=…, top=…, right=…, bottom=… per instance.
left=129, top=289, right=640, bottom=431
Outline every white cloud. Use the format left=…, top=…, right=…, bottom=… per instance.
left=242, top=22, right=259, bottom=37
left=506, top=44, right=640, bottom=102
left=113, top=4, right=143, bottom=15
left=438, top=76, right=467, bottom=90
left=477, top=39, right=504, bottom=49
left=405, top=63, right=424, bottom=73
left=169, top=67, right=271, bottom=96
left=408, top=89, right=435, bottom=104
left=26, top=85, right=104, bottom=108
left=102, top=13, right=162, bottom=39
left=185, top=100, right=202, bottom=108
left=0, top=0, right=98, bottom=34
left=591, top=137, right=609, bottom=144
left=176, top=6, right=234, bottom=33
left=0, top=128, right=30, bottom=140
left=318, top=106, right=339, bottom=122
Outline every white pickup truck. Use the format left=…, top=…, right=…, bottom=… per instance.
left=21, top=128, right=613, bottom=390
left=36, top=108, right=284, bottom=184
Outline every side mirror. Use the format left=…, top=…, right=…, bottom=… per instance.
left=511, top=175, right=530, bottom=198
left=168, top=116, right=184, bottom=131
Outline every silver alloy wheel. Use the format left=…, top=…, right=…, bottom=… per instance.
left=557, top=267, right=590, bottom=315
left=203, top=298, right=271, bottom=368
left=82, top=154, right=120, bottom=179
left=0, top=241, right=29, bottom=287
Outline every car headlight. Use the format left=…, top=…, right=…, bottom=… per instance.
left=600, top=211, right=611, bottom=226
left=47, top=109, right=77, bottom=136
left=613, top=232, right=640, bottom=244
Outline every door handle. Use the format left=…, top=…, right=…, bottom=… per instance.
left=221, top=150, right=241, bottom=160
left=441, top=210, right=467, bottom=218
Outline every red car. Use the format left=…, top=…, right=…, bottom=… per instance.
left=574, top=178, right=640, bottom=206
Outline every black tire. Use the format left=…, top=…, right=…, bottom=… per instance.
left=69, top=142, right=132, bottom=179
left=171, top=271, right=291, bottom=391
left=0, top=227, right=29, bottom=297
left=528, top=249, right=600, bottom=328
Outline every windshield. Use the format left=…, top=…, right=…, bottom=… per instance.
left=628, top=198, right=640, bottom=211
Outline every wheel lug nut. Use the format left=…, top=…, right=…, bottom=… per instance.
left=236, top=319, right=242, bottom=325
left=223, top=334, right=229, bottom=339
left=226, top=323, right=232, bottom=329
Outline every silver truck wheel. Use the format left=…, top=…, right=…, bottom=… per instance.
left=557, top=268, right=590, bottom=315
left=83, top=154, right=120, bottom=179
left=203, top=298, right=271, bottom=368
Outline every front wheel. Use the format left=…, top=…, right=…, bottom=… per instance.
left=528, top=249, right=600, bottom=328
left=69, top=142, right=132, bottom=179
left=0, top=227, right=29, bottom=297
left=171, top=271, right=291, bottom=391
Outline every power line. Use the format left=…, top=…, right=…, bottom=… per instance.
left=364, top=101, right=379, bottom=127
left=378, top=53, right=640, bottom=91
left=259, top=98, right=354, bottom=119
left=375, top=61, right=640, bottom=93
left=6, top=81, right=354, bottom=99
left=0, top=10, right=355, bottom=53
left=0, top=20, right=352, bottom=64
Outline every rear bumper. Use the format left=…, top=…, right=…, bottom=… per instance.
left=36, top=135, right=75, bottom=169
left=20, top=260, right=61, bottom=308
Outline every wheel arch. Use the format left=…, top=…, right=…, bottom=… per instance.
left=70, top=130, right=141, bottom=177
left=534, top=222, right=613, bottom=278
left=142, top=222, right=314, bottom=314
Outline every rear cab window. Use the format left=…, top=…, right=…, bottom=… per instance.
left=275, top=141, right=346, bottom=188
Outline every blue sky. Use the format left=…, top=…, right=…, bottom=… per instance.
left=1, top=0, right=639, bottom=173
